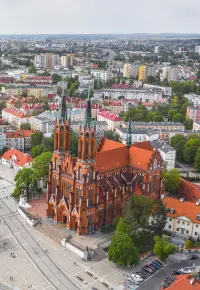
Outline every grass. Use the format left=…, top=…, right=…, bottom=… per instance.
left=191, top=241, right=200, bottom=248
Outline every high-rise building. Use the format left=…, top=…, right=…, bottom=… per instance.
left=138, top=65, right=148, bottom=82
left=34, top=53, right=60, bottom=69
left=168, top=66, right=180, bottom=82
left=195, top=46, right=200, bottom=55
left=123, top=63, right=133, bottom=78
left=132, top=64, right=139, bottom=78
left=154, top=46, right=160, bottom=54
left=60, top=54, right=74, bottom=68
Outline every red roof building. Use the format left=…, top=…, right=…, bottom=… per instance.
left=160, top=274, right=200, bottom=290
left=2, top=107, right=31, bottom=129
left=2, top=149, right=33, bottom=171
left=97, top=110, right=123, bottom=130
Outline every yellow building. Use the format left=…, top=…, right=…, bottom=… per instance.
left=138, top=65, right=148, bottom=82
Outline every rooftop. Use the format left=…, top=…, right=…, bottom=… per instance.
left=2, top=149, right=33, bottom=167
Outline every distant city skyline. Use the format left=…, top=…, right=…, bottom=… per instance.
left=1, top=0, right=200, bottom=35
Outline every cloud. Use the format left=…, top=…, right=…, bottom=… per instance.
left=0, top=0, right=199, bottom=34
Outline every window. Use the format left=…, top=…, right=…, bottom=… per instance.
left=186, top=230, right=189, bottom=234
left=176, top=228, right=179, bottom=232
left=168, top=225, right=171, bottom=229
left=195, top=232, right=198, bottom=236
left=169, top=218, right=172, bottom=221
left=182, top=222, right=185, bottom=225
left=196, top=225, right=199, bottom=228
left=187, top=223, right=189, bottom=226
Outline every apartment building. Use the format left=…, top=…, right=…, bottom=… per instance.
left=151, top=141, right=176, bottom=170
left=168, top=66, right=180, bottom=82
left=91, top=70, right=112, bottom=83
left=60, top=54, right=74, bottom=68
left=143, top=84, right=172, bottom=96
left=123, top=63, right=133, bottom=78
left=123, top=121, right=185, bottom=131
left=116, top=127, right=159, bottom=144
left=97, top=110, right=123, bottom=130
left=138, top=65, right=148, bottom=82
left=184, top=93, right=200, bottom=106
left=0, top=132, right=6, bottom=150
left=2, top=107, right=31, bottom=128
left=93, top=89, right=162, bottom=102
left=1, top=85, right=57, bottom=98
left=5, top=130, right=35, bottom=152
left=186, top=106, right=200, bottom=122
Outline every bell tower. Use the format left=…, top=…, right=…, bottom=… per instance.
left=54, top=86, right=70, bottom=153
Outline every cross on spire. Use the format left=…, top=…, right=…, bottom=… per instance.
left=60, top=86, right=67, bottom=120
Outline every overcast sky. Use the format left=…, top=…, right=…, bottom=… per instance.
left=0, top=0, right=199, bottom=34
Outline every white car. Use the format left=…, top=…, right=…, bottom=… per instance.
left=131, top=274, right=144, bottom=282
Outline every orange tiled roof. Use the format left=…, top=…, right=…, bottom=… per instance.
left=162, top=196, right=200, bottom=224
left=179, top=178, right=200, bottom=201
left=129, top=144, right=154, bottom=170
left=161, top=274, right=200, bottom=290
left=2, top=107, right=31, bottom=118
left=2, top=149, right=33, bottom=167
left=96, top=140, right=154, bottom=171
left=99, top=139, right=126, bottom=152
left=96, top=146, right=129, bottom=172
left=5, top=130, right=36, bottom=138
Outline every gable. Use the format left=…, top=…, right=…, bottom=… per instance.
left=176, top=216, right=192, bottom=222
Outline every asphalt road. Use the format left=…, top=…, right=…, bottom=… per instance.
left=137, top=258, right=200, bottom=290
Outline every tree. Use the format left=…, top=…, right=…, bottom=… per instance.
left=150, top=199, right=167, bottom=235
left=32, top=151, right=52, bottom=181
left=70, top=132, right=78, bottom=156
left=52, top=73, right=62, bottom=84
left=108, top=231, right=139, bottom=266
left=31, top=144, right=44, bottom=158
left=171, top=134, right=186, bottom=161
left=184, top=239, right=192, bottom=249
left=20, top=123, right=31, bottom=130
left=115, top=217, right=130, bottom=234
left=183, top=138, right=200, bottom=164
left=162, top=169, right=181, bottom=193
left=104, top=130, right=120, bottom=142
left=194, top=148, right=200, bottom=172
left=153, top=236, right=176, bottom=261
left=184, top=117, right=193, bottom=130
left=172, top=113, right=185, bottom=123
left=31, top=132, right=43, bottom=148
left=13, top=168, right=39, bottom=198
left=42, top=134, right=54, bottom=151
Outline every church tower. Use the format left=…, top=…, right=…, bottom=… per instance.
left=54, top=87, right=70, bottom=154
left=74, top=86, right=97, bottom=234
left=126, top=118, right=132, bottom=147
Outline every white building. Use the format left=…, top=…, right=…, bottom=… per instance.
left=148, top=65, right=157, bottom=77
left=132, top=64, right=139, bottom=78
left=123, top=63, right=133, bottom=78
left=195, top=46, right=200, bottom=55
left=152, top=142, right=176, bottom=170
left=97, top=111, right=123, bottom=130
left=78, top=75, right=94, bottom=88
left=1, top=149, right=33, bottom=171
left=0, top=132, right=6, bottom=150
left=154, top=46, right=160, bottom=54
left=91, top=70, right=112, bottom=83
left=93, top=89, right=162, bottom=102
left=2, top=107, right=31, bottom=129
left=115, top=127, right=159, bottom=144
left=162, top=196, right=200, bottom=241
left=168, top=66, right=180, bottom=82
left=143, top=84, right=172, bottom=96
left=184, top=93, right=200, bottom=106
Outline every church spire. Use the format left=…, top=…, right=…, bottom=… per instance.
left=126, top=118, right=132, bottom=147
left=84, top=85, right=92, bottom=127
left=60, top=86, right=67, bottom=120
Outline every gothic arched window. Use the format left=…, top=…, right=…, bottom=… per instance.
left=89, top=167, right=93, bottom=183
left=78, top=166, right=82, bottom=180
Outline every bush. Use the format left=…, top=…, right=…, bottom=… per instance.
left=185, top=240, right=192, bottom=249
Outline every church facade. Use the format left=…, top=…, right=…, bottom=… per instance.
left=46, top=90, right=163, bottom=235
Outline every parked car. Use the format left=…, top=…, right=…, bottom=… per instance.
left=135, top=271, right=146, bottom=279
left=149, top=264, right=157, bottom=271
left=141, top=265, right=154, bottom=274
left=131, top=274, right=144, bottom=282
left=173, top=270, right=183, bottom=275
left=127, top=278, right=140, bottom=285
left=151, top=261, right=161, bottom=269
left=154, top=259, right=164, bottom=267
left=189, top=254, right=199, bottom=260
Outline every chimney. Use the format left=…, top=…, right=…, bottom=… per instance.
left=180, top=198, right=185, bottom=203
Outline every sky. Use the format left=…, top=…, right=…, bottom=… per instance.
left=0, top=0, right=200, bottom=34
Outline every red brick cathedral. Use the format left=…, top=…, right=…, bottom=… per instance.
left=46, top=90, right=163, bottom=235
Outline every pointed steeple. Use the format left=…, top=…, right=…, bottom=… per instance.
left=126, top=118, right=132, bottom=147
left=60, top=86, right=67, bottom=120
left=84, top=85, right=92, bottom=127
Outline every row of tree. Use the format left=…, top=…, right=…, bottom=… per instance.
left=171, top=134, right=200, bottom=170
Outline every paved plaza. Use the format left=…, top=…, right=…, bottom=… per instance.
left=0, top=164, right=126, bottom=290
